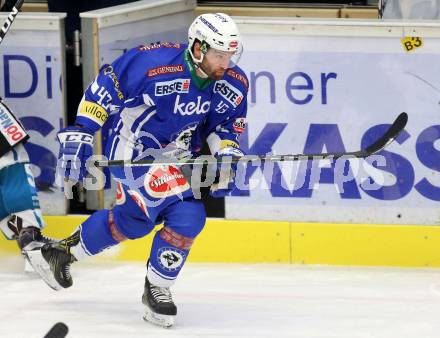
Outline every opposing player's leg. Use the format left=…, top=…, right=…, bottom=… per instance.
left=143, top=198, right=206, bottom=327
left=0, top=158, right=53, bottom=273
left=0, top=159, right=45, bottom=241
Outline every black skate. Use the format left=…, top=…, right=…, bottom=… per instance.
left=18, top=226, right=54, bottom=274
left=17, top=226, right=53, bottom=251
left=25, top=231, right=79, bottom=291
left=8, top=215, right=55, bottom=274
left=142, top=275, right=177, bottom=328
left=7, top=215, right=53, bottom=251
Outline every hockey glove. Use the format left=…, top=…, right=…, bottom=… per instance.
left=209, top=147, right=244, bottom=198
left=57, top=126, right=94, bottom=183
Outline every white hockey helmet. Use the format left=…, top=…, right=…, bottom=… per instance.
left=188, top=13, right=243, bottom=68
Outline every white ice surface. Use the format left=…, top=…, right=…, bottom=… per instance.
left=2, top=257, right=440, bottom=338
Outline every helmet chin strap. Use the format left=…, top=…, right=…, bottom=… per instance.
left=188, top=48, right=209, bottom=78
left=195, top=63, right=209, bottom=78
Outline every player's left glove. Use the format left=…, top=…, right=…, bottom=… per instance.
left=56, top=126, right=94, bottom=184
left=209, top=147, right=244, bottom=198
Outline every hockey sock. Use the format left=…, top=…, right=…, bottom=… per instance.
left=147, top=226, right=194, bottom=287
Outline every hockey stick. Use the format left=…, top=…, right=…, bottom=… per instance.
left=0, top=0, right=24, bottom=44
left=43, top=322, right=69, bottom=338
left=95, top=112, right=408, bottom=168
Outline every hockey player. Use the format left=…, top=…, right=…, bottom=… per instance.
left=30, top=13, right=248, bottom=327
left=0, top=98, right=51, bottom=259
left=0, top=0, right=53, bottom=269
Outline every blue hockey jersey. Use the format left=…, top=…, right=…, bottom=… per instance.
left=75, top=42, right=249, bottom=163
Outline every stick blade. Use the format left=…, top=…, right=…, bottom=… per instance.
left=43, top=322, right=69, bottom=338
left=364, top=112, right=408, bottom=156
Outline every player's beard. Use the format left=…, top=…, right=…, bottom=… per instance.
left=200, top=61, right=226, bottom=81
left=211, top=68, right=226, bottom=80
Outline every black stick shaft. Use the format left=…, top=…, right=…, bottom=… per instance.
left=95, top=112, right=407, bottom=168
left=0, top=0, right=24, bottom=43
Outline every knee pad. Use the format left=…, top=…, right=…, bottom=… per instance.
left=161, top=198, right=206, bottom=238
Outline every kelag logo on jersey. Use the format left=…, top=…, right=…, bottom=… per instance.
left=214, top=80, right=243, bottom=108
left=173, top=95, right=210, bottom=116
left=155, top=79, right=190, bottom=96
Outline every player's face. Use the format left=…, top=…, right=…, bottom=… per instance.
left=201, top=48, right=234, bottom=80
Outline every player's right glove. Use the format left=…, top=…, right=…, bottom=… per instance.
left=57, top=126, right=94, bottom=184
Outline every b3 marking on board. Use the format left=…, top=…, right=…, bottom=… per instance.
left=401, top=37, right=423, bottom=52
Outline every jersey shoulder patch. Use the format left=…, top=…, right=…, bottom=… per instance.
left=134, top=43, right=186, bottom=78
left=137, top=42, right=182, bottom=53
left=224, top=66, right=249, bottom=91
left=112, top=44, right=186, bottom=97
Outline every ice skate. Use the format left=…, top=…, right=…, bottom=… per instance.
left=142, top=275, right=177, bottom=328
left=12, top=219, right=54, bottom=275
left=25, top=231, right=79, bottom=291
left=16, top=224, right=53, bottom=251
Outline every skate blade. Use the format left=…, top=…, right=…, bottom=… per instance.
left=22, top=241, right=45, bottom=274
left=143, top=307, right=175, bottom=328
left=23, top=249, right=62, bottom=291
left=24, top=258, right=35, bottom=273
